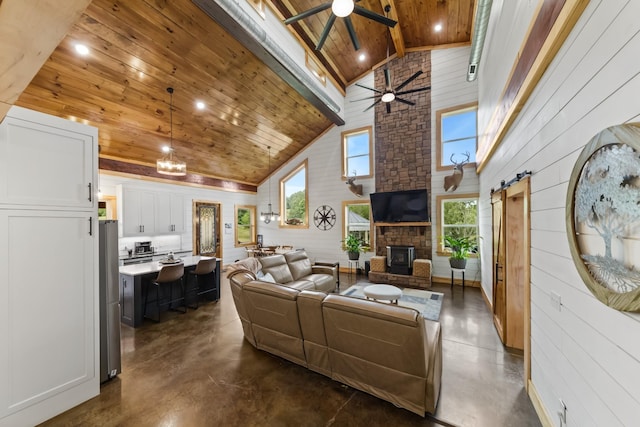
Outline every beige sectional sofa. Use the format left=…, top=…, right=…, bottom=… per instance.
left=228, top=269, right=442, bottom=416
left=228, top=250, right=339, bottom=292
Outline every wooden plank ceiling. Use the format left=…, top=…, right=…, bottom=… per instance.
left=13, top=0, right=475, bottom=187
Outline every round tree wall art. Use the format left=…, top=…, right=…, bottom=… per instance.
left=567, top=124, right=640, bottom=311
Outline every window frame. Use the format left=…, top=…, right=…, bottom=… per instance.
left=436, top=102, right=478, bottom=172
left=234, top=204, right=257, bottom=247
left=436, top=193, right=479, bottom=256
left=341, top=126, right=373, bottom=179
left=342, top=200, right=374, bottom=252
left=279, top=159, right=309, bottom=228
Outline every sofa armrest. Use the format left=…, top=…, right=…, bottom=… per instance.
left=313, top=261, right=340, bottom=289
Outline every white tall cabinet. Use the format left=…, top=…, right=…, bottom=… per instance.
left=0, top=107, right=99, bottom=426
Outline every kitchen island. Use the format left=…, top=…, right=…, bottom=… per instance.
left=119, top=256, right=220, bottom=327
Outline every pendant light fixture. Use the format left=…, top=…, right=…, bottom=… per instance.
left=157, top=87, right=187, bottom=176
left=260, top=146, right=280, bottom=224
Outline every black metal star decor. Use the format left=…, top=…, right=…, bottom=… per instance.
left=314, top=205, right=336, bottom=230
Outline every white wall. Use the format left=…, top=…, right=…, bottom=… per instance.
left=255, top=73, right=375, bottom=266
left=430, top=46, right=480, bottom=282
left=477, top=1, right=640, bottom=425
left=99, top=174, right=256, bottom=264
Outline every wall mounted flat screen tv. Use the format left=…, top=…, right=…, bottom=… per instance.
left=369, top=189, right=429, bottom=223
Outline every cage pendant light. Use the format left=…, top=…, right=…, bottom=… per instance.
left=260, top=146, right=280, bottom=224
left=157, top=87, right=187, bottom=176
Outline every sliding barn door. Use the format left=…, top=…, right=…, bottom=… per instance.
left=491, top=191, right=506, bottom=342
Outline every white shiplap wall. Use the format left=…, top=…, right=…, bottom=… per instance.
left=256, top=73, right=375, bottom=266
left=477, top=0, right=640, bottom=425
left=430, top=46, right=480, bottom=282
left=98, top=174, right=256, bottom=264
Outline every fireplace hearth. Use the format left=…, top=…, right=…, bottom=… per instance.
left=387, top=245, right=416, bottom=275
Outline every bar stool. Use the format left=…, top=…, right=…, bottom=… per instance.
left=144, top=263, right=185, bottom=322
left=186, top=258, right=217, bottom=308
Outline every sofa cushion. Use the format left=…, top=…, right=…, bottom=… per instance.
left=286, top=279, right=316, bottom=291
left=259, top=254, right=294, bottom=284
left=285, top=250, right=313, bottom=280
left=304, top=273, right=335, bottom=292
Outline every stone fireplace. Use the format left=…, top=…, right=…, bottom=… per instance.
left=373, top=50, right=432, bottom=262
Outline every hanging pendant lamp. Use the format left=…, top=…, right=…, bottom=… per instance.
left=260, top=146, right=280, bottom=224
left=157, top=87, right=187, bottom=176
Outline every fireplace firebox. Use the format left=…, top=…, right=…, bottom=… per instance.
left=386, top=245, right=416, bottom=275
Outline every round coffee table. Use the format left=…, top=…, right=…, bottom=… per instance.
left=363, top=284, right=402, bottom=304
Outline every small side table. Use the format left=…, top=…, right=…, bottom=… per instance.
left=348, top=259, right=359, bottom=277
left=451, top=268, right=466, bottom=291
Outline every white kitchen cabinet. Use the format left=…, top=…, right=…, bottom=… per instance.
left=0, top=107, right=98, bottom=426
left=119, top=187, right=156, bottom=236
left=154, top=192, right=184, bottom=233
left=0, top=107, right=96, bottom=210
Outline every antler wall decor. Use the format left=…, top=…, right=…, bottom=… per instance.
left=444, top=151, right=470, bottom=192
left=346, top=171, right=363, bottom=197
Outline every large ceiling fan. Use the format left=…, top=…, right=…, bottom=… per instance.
left=354, top=5, right=430, bottom=113
left=284, top=0, right=397, bottom=51
left=355, top=69, right=431, bottom=113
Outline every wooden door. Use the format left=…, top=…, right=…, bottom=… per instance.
left=491, top=190, right=506, bottom=342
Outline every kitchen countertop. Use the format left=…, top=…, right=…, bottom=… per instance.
left=119, top=249, right=193, bottom=261
left=119, top=256, right=216, bottom=276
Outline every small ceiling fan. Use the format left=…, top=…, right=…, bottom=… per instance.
left=283, top=0, right=397, bottom=51
left=353, top=5, right=430, bottom=113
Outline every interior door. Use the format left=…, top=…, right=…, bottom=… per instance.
left=193, top=201, right=221, bottom=257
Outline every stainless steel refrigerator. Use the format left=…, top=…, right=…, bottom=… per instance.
left=99, top=220, right=122, bottom=382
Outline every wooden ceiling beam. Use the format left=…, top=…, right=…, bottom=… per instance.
left=0, top=0, right=93, bottom=122
left=380, top=0, right=405, bottom=58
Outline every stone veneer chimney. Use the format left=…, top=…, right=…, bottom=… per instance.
left=374, top=50, right=432, bottom=260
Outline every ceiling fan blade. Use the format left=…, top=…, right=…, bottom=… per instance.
left=316, top=14, right=337, bottom=50
left=395, top=71, right=424, bottom=91
left=384, top=69, right=392, bottom=89
left=396, top=86, right=431, bottom=96
left=355, top=83, right=383, bottom=94
left=353, top=5, right=397, bottom=27
left=395, top=97, right=416, bottom=106
left=386, top=102, right=391, bottom=114
left=351, top=95, right=382, bottom=102
left=364, top=99, right=382, bottom=112
left=284, top=2, right=332, bottom=25
left=344, top=16, right=361, bottom=51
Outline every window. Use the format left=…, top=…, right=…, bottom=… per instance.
left=305, top=52, right=327, bottom=86
left=342, top=200, right=373, bottom=250
left=436, top=103, right=478, bottom=170
left=247, top=0, right=265, bottom=19
left=436, top=194, right=479, bottom=255
left=280, top=160, right=308, bottom=227
left=234, top=205, right=256, bottom=247
left=342, top=126, right=373, bottom=179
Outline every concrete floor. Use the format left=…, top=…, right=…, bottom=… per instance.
left=40, top=273, right=541, bottom=427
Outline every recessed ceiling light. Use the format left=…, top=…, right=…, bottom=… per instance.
left=434, top=23, right=443, bottom=32
left=162, top=146, right=171, bottom=153
left=74, top=44, right=90, bottom=56
left=196, top=101, right=205, bottom=110
left=358, top=53, right=366, bottom=62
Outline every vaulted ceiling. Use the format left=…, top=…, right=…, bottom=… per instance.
left=7, top=0, right=475, bottom=187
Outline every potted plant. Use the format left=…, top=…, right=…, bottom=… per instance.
left=443, top=235, right=473, bottom=269
left=343, top=233, right=363, bottom=260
